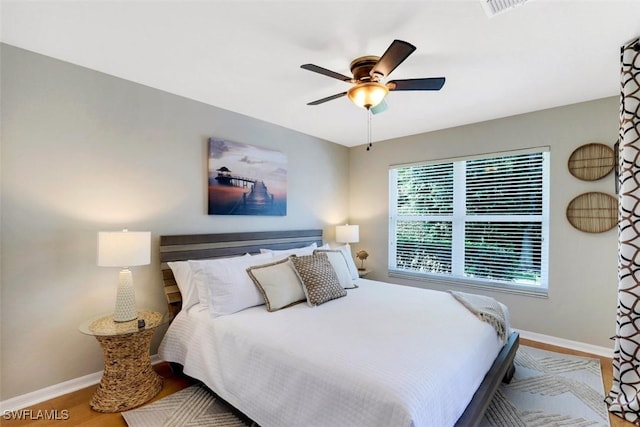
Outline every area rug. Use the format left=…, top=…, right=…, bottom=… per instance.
left=481, top=345, right=610, bottom=427
left=123, top=346, right=609, bottom=427
left=122, top=385, right=252, bottom=427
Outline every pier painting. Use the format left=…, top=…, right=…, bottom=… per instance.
left=208, top=138, right=287, bottom=216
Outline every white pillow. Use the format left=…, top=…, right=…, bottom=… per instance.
left=167, top=261, right=200, bottom=310
left=332, top=245, right=359, bottom=280
left=189, top=252, right=273, bottom=317
left=188, top=253, right=250, bottom=309
left=247, top=258, right=306, bottom=311
left=313, top=249, right=358, bottom=289
left=260, top=242, right=320, bottom=258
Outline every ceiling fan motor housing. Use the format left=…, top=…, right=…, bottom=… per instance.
left=350, top=55, right=380, bottom=81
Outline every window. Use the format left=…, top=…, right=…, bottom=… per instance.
left=389, top=148, right=549, bottom=294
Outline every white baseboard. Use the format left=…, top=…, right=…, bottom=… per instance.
left=0, top=355, right=162, bottom=413
left=516, top=329, right=614, bottom=359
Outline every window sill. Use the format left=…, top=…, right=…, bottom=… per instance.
left=388, top=270, right=549, bottom=298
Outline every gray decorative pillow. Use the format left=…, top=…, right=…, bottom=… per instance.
left=290, top=253, right=347, bottom=306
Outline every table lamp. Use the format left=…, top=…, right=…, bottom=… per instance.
left=97, top=229, right=151, bottom=322
left=336, top=224, right=359, bottom=250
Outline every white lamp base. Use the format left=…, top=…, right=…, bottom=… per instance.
left=113, top=268, right=138, bottom=322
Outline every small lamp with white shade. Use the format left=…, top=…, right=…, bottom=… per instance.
left=336, top=224, right=367, bottom=277
left=336, top=224, right=359, bottom=249
left=97, top=229, right=151, bottom=322
left=336, top=224, right=359, bottom=262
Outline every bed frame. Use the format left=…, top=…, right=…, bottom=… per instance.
left=160, top=229, right=324, bottom=318
left=159, top=229, right=518, bottom=427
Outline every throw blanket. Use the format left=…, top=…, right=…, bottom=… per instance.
left=449, top=291, right=511, bottom=344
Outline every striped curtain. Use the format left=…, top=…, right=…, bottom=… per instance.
left=607, top=37, right=640, bottom=424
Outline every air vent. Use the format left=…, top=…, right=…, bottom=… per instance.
left=481, top=0, right=528, bottom=17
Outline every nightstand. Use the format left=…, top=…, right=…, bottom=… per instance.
left=79, top=310, right=166, bottom=412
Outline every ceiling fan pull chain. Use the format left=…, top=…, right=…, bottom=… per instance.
left=366, top=109, right=372, bottom=151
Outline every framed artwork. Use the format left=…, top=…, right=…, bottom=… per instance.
left=207, top=137, right=287, bottom=216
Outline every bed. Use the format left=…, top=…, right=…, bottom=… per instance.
left=157, top=229, right=518, bottom=427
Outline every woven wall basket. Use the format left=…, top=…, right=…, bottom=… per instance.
left=567, top=143, right=615, bottom=181
left=566, top=192, right=618, bottom=233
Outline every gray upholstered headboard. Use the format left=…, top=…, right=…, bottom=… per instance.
left=159, top=229, right=323, bottom=317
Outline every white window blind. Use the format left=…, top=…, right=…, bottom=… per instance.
left=389, top=149, right=549, bottom=293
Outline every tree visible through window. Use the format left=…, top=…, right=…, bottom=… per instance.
left=389, top=149, right=549, bottom=292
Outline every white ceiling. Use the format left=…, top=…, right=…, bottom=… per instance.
left=2, top=1, right=639, bottom=147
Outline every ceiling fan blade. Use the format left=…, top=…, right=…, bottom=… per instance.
left=371, top=99, right=388, bottom=115
left=387, top=77, right=446, bottom=91
left=307, top=92, right=348, bottom=106
left=370, top=40, right=416, bottom=79
left=301, top=64, right=353, bottom=82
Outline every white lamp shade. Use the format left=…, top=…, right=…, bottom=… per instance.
left=336, top=224, right=359, bottom=244
left=97, top=231, right=151, bottom=267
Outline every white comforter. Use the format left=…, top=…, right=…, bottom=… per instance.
left=158, top=279, right=505, bottom=427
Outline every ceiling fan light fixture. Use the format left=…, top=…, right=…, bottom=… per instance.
left=347, top=82, right=389, bottom=109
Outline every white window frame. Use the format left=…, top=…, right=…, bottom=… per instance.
left=389, top=147, right=550, bottom=296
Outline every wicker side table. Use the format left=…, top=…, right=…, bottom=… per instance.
left=79, top=310, right=165, bottom=413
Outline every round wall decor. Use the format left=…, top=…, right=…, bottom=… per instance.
left=567, top=143, right=615, bottom=181
left=566, top=192, right=618, bottom=233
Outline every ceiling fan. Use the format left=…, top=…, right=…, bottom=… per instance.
left=301, top=40, right=445, bottom=113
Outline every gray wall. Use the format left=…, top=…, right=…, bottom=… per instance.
left=348, top=96, right=619, bottom=349
left=0, top=44, right=350, bottom=400
left=0, top=42, right=621, bottom=401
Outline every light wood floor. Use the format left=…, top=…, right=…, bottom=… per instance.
left=1, top=363, right=195, bottom=427
left=2, top=339, right=635, bottom=427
